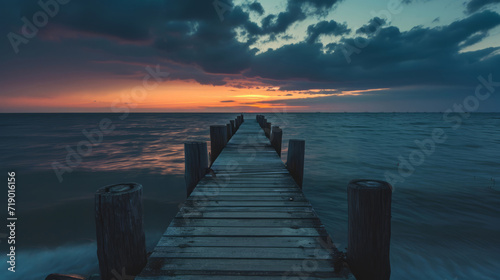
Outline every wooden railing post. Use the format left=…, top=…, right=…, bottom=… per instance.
left=226, top=123, right=232, bottom=142
left=286, top=139, right=305, bottom=188
left=270, top=126, right=282, bottom=157
left=347, top=179, right=392, bottom=280
left=230, top=120, right=235, bottom=135
left=237, top=115, right=242, bottom=128
left=258, top=115, right=264, bottom=127
left=264, top=122, right=271, bottom=138
left=95, top=183, right=147, bottom=280
left=210, top=125, right=227, bottom=164
left=184, top=141, right=208, bottom=197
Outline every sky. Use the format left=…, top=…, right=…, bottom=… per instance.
left=1, top=0, right=500, bottom=112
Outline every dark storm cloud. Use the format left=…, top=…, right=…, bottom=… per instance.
left=466, top=0, right=500, bottom=14
left=306, top=20, right=350, bottom=43
left=261, top=0, right=343, bottom=34
left=1, top=0, right=500, bottom=103
left=248, top=10, right=500, bottom=90
left=247, top=2, right=265, bottom=15
left=356, top=17, right=387, bottom=35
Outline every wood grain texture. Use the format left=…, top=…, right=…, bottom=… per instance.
left=348, top=179, right=392, bottom=280
left=95, top=183, right=147, bottom=280
left=184, top=142, right=208, bottom=197
left=286, top=139, right=305, bottom=188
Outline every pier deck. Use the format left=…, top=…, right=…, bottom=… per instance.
left=137, top=118, right=345, bottom=279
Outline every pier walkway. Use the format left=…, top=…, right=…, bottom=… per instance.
left=137, top=117, right=346, bottom=279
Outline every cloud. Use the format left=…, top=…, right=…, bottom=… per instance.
left=220, top=100, right=235, bottom=103
left=1, top=0, right=500, bottom=112
left=261, top=0, right=343, bottom=34
left=306, top=20, right=350, bottom=43
left=466, top=0, right=500, bottom=14
left=247, top=2, right=265, bottom=15
left=248, top=11, right=500, bottom=91
left=356, top=17, right=387, bottom=35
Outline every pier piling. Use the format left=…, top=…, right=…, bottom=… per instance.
left=271, top=125, right=282, bottom=157
left=184, top=141, right=208, bottom=197
left=230, top=120, right=235, bottom=135
left=95, top=183, right=147, bottom=280
left=210, top=125, right=227, bottom=164
left=348, top=179, right=392, bottom=280
left=226, top=123, right=232, bottom=142
left=286, top=139, right=305, bottom=188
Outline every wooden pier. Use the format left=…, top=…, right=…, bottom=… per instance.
left=136, top=115, right=350, bottom=279
left=88, top=114, right=392, bottom=280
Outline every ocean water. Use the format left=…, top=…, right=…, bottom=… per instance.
left=0, top=113, right=499, bottom=280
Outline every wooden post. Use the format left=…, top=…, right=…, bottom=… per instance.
left=237, top=116, right=242, bottom=127
left=347, top=179, right=392, bottom=280
left=286, top=139, right=305, bottom=188
left=240, top=114, right=244, bottom=122
left=95, top=183, right=147, bottom=280
left=210, top=125, right=227, bottom=164
left=264, top=122, right=272, bottom=138
left=226, top=123, right=232, bottom=142
left=230, top=120, right=235, bottom=135
left=258, top=115, right=264, bottom=127
left=184, top=141, right=208, bottom=197
left=235, top=118, right=239, bottom=130
left=270, top=126, right=282, bottom=157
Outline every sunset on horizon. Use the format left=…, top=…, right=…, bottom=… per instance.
left=2, top=0, right=500, bottom=112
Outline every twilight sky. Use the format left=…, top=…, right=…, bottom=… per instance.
left=1, top=0, right=500, bottom=112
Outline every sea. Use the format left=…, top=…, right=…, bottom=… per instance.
left=0, top=113, right=499, bottom=280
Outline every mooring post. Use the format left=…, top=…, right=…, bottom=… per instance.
left=230, top=120, right=236, bottom=135
left=226, top=123, right=232, bottom=142
left=264, top=122, right=272, bottom=138
left=270, top=126, right=282, bottom=157
left=184, top=141, right=208, bottom=197
left=95, top=183, right=147, bottom=280
left=286, top=139, right=305, bottom=188
left=347, top=179, right=392, bottom=280
left=210, top=125, right=227, bottom=164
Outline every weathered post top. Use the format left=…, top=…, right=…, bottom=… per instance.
left=95, top=183, right=147, bottom=280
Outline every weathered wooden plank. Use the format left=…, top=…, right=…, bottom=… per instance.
left=171, top=218, right=322, bottom=228
left=187, top=195, right=307, bottom=201
left=150, top=246, right=333, bottom=259
left=155, top=236, right=331, bottom=248
left=190, top=191, right=301, bottom=196
left=164, top=226, right=328, bottom=237
left=177, top=206, right=313, bottom=212
left=155, top=258, right=336, bottom=273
